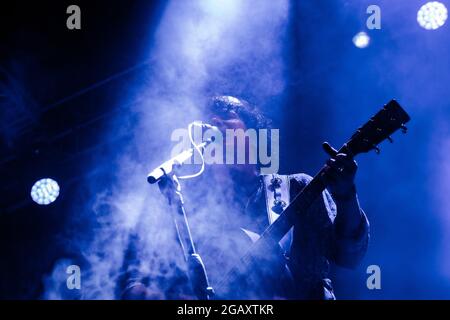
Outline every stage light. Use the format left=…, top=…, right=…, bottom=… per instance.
left=353, top=32, right=370, bottom=49
left=31, top=178, right=60, bottom=205
left=417, top=2, right=448, bottom=30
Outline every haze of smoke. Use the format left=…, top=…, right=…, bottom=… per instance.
left=43, top=0, right=288, bottom=299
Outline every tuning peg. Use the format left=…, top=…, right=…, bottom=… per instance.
left=372, top=145, right=381, bottom=154
left=387, top=136, right=394, bottom=143
left=401, top=124, right=408, bottom=134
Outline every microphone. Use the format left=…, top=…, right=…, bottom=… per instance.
left=147, top=148, right=196, bottom=184
left=147, top=122, right=217, bottom=184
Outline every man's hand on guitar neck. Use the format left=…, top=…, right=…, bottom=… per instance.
left=322, top=142, right=357, bottom=198
left=322, top=142, right=365, bottom=238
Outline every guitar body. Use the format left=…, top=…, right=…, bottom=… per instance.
left=214, top=229, right=296, bottom=299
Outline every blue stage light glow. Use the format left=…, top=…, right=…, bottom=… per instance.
left=417, top=1, right=448, bottom=30
left=30, top=178, right=60, bottom=205
left=352, top=31, right=370, bottom=49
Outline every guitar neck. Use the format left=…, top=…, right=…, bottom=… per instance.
left=214, top=166, right=329, bottom=296
left=258, top=166, right=328, bottom=246
left=259, top=144, right=351, bottom=245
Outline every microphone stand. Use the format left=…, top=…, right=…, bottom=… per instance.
left=148, top=139, right=215, bottom=300
left=157, top=173, right=214, bottom=300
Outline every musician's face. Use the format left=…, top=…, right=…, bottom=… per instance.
left=208, top=112, right=258, bottom=177
left=210, top=109, right=247, bottom=132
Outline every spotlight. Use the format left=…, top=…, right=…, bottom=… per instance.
left=31, top=178, right=60, bottom=205
left=417, top=1, right=448, bottom=30
left=353, top=31, right=370, bottom=49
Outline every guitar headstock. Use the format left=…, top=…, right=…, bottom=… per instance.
left=345, top=100, right=411, bottom=156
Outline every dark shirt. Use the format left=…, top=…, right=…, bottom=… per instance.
left=285, top=173, right=369, bottom=299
